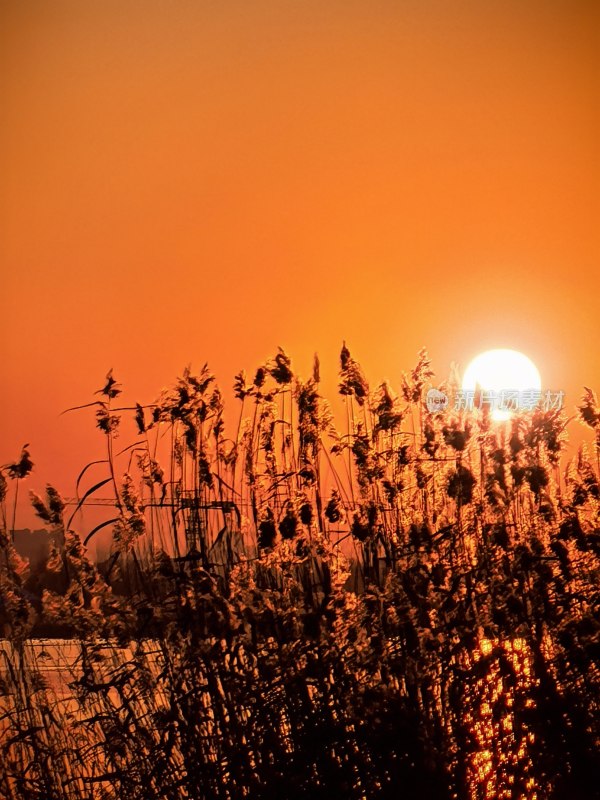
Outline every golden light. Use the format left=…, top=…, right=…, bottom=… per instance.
left=462, top=349, right=542, bottom=421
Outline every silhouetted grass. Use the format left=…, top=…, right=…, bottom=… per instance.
left=1, top=347, right=599, bottom=799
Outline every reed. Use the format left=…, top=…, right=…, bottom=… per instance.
left=1, top=347, right=598, bottom=799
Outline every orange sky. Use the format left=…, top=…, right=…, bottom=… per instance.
left=1, top=1, right=599, bottom=526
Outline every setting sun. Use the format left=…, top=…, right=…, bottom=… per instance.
left=462, top=349, right=542, bottom=421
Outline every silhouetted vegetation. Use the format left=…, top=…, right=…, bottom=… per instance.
left=1, top=348, right=599, bottom=799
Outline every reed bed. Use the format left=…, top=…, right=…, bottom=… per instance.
left=1, top=347, right=599, bottom=799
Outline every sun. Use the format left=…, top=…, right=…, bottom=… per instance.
left=462, top=349, right=541, bottom=421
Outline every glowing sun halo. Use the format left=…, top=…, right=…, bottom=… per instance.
left=462, top=349, right=542, bottom=421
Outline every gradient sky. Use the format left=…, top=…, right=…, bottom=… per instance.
left=1, top=1, right=599, bottom=525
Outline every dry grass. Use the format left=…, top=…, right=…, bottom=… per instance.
left=1, top=347, right=599, bottom=799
